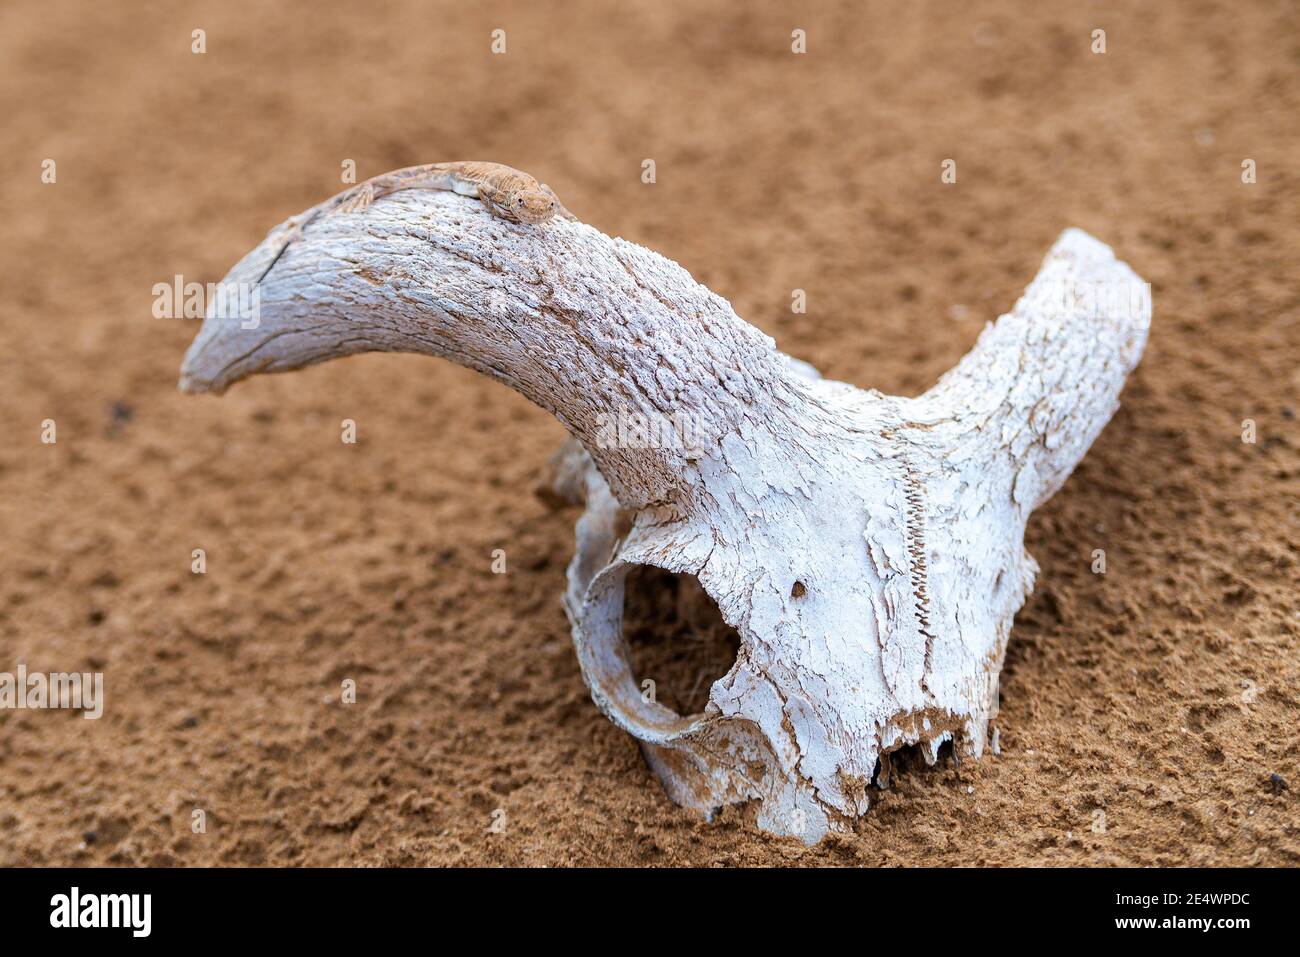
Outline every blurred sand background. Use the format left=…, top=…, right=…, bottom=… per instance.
left=0, top=0, right=1296, bottom=865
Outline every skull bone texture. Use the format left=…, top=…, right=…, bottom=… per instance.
left=180, top=178, right=1149, bottom=842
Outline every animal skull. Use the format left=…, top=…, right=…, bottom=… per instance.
left=180, top=187, right=1150, bottom=842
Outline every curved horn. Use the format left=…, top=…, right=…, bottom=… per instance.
left=909, top=228, right=1151, bottom=514
left=179, top=188, right=798, bottom=509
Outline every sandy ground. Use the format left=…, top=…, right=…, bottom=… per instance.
left=0, top=0, right=1296, bottom=866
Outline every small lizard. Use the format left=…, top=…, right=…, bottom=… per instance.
left=256, top=161, right=574, bottom=283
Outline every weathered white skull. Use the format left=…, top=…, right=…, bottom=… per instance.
left=180, top=186, right=1149, bottom=842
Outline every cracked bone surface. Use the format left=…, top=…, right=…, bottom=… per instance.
left=180, top=188, right=1150, bottom=842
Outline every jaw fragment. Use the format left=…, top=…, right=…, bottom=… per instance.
left=181, top=183, right=1150, bottom=842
